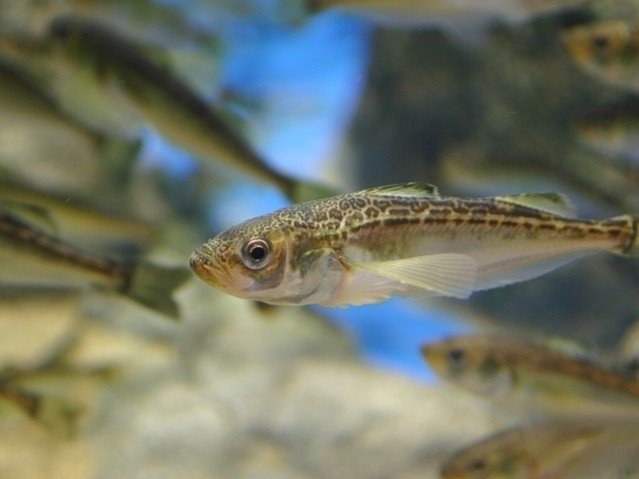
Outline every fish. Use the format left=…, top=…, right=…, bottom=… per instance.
left=440, top=142, right=639, bottom=211
left=563, top=19, right=639, bottom=91
left=307, top=0, right=591, bottom=35
left=0, top=204, right=190, bottom=319
left=440, top=420, right=639, bottom=479
left=37, top=15, right=333, bottom=203
left=573, top=93, right=639, bottom=164
left=190, top=182, right=639, bottom=307
left=422, top=335, right=639, bottom=419
left=0, top=177, right=154, bottom=252
left=0, top=329, right=113, bottom=438
left=0, top=52, right=134, bottom=194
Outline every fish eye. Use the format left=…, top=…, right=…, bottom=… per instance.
left=241, top=239, right=271, bottom=269
left=469, top=458, right=486, bottom=471
left=592, top=35, right=609, bottom=51
left=448, top=347, right=466, bottom=366
left=49, top=19, right=72, bottom=41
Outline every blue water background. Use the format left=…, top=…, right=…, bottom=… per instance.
left=144, top=1, right=471, bottom=382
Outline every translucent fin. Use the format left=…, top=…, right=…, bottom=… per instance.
left=474, top=251, right=594, bottom=291
left=1, top=386, right=81, bottom=439
left=359, top=182, right=440, bottom=199
left=329, top=268, right=427, bottom=306
left=290, top=181, right=341, bottom=203
left=123, top=262, right=191, bottom=319
left=348, top=253, right=477, bottom=299
left=610, top=214, right=639, bottom=256
left=629, top=215, right=639, bottom=257
left=496, top=193, right=576, bottom=217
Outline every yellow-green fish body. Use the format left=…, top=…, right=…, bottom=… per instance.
left=0, top=178, right=154, bottom=252
left=308, top=0, right=590, bottom=29
left=190, top=183, right=638, bottom=307
left=0, top=206, right=189, bottom=318
left=42, top=15, right=331, bottom=202
left=422, top=335, right=639, bottom=419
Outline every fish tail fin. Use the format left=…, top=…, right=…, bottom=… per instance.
left=627, top=214, right=639, bottom=257
left=1, top=386, right=82, bottom=439
left=122, top=261, right=191, bottom=319
left=613, top=214, right=639, bottom=256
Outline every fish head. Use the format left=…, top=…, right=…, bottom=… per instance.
left=190, top=214, right=339, bottom=305
left=47, top=16, right=97, bottom=64
left=562, top=21, right=637, bottom=85
left=421, top=336, right=515, bottom=397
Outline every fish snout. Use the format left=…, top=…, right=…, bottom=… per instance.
left=190, top=246, right=234, bottom=292
left=189, top=248, right=206, bottom=272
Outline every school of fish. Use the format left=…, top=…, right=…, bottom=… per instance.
left=3, top=1, right=639, bottom=477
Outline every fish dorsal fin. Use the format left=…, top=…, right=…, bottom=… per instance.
left=496, top=193, right=576, bottom=217
left=361, top=182, right=440, bottom=199
left=343, top=253, right=477, bottom=300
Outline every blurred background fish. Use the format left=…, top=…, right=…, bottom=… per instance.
left=441, top=420, right=639, bottom=479
left=0, top=205, right=189, bottom=318
left=306, top=0, right=593, bottom=38
left=423, top=335, right=639, bottom=420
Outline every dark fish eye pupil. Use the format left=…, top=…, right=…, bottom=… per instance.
left=449, top=348, right=465, bottom=363
left=593, top=35, right=609, bottom=50
left=250, top=245, right=266, bottom=261
left=245, top=240, right=269, bottom=266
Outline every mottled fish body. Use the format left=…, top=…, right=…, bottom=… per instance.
left=422, top=335, right=639, bottom=419
left=0, top=206, right=189, bottom=318
left=190, top=182, right=638, bottom=307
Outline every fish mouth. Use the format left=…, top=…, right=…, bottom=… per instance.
left=189, top=248, right=227, bottom=288
left=419, top=344, right=442, bottom=371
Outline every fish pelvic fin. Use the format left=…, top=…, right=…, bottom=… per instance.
left=121, top=262, right=191, bottom=319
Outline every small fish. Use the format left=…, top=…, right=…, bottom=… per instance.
left=40, top=15, right=332, bottom=203
left=0, top=52, right=127, bottom=194
left=0, top=384, right=83, bottom=439
left=573, top=94, right=639, bottom=164
left=0, top=205, right=189, bottom=319
left=0, top=177, right=154, bottom=252
left=307, top=0, right=591, bottom=34
left=563, top=19, right=639, bottom=91
left=422, top=335, right=639, bottom=419
left=440, top=142, right=639, bottom=210
left=190, top=182, right=638, bottom=307
left=440, top=421, right=634, bottom=479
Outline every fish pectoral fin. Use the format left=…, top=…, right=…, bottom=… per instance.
left=359, top=182, right=440, bottom=199
left=496, top=193, right=576, bottom=217
left=349, top=253, right=478, bottom=299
